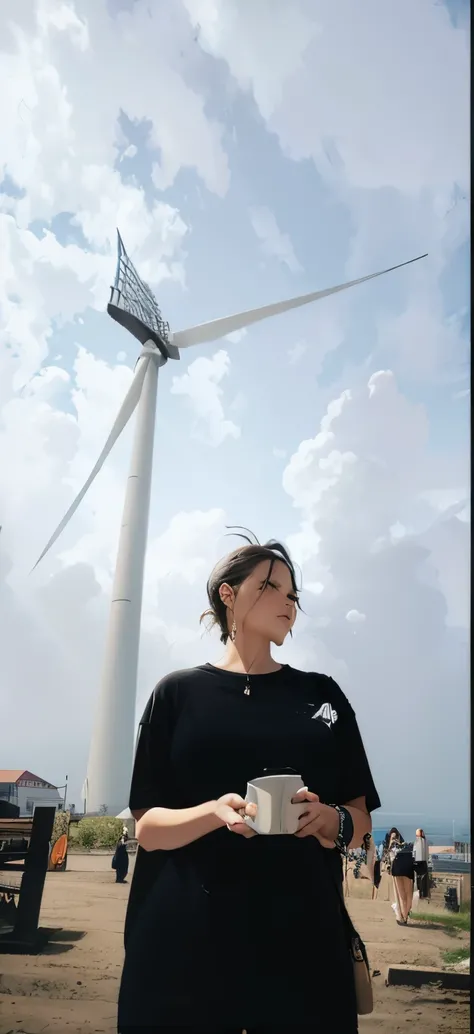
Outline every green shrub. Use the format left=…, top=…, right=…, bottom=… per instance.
left=51, top=810, right=71, bottom=847
left=415, top=910, right=470, bottom=933
left=442, top=946, right=470, bottom=966
left=76, top=816, right=123, bottom=850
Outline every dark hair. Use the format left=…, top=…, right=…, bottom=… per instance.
left=201, top=527, right=301, bottom=644
left=384, top=827, right=403, bottom=851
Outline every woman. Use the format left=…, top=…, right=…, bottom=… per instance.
left=383, top=827, right=402, bottom=870
left=362, top=832, right=380, bottom=899
left=113, top=832, right=129, bottom=884
left=389, top=829, right=414, bottom=924
left=118, top=535, right=380, bottom=1033
left=373, top=838, right=385, bottom=896
left=413, top=828, right=430, bottom=900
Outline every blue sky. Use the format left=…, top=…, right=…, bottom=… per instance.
left=0, top=0, right=469, bottom=820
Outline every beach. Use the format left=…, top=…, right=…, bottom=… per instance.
left=0, top=854, right=469, bottom=1033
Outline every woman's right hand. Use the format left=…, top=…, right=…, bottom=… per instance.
left=214, top=793, right=258, bottom=838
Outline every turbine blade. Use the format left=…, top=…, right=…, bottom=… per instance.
left=32, top=358, right=150, bottom=570
left=172, top=254, right=428, bottom=349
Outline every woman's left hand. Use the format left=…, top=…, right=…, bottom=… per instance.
left=291, top=789, right=340, bottom=847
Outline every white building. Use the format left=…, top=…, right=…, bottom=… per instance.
left=0, top=770, right=63, bottom=816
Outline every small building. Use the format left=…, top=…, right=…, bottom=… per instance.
left=0, top=770, right=63, bottom=816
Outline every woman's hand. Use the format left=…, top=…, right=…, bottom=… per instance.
left=291, top=789, right=339, bottom=848
left=214, top=793, right=258, bottom=838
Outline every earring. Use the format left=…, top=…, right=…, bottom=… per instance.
left=230, top=618, right=237, bottom=642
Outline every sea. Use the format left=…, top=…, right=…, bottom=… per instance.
left=372, top=822, right=470, bottom=848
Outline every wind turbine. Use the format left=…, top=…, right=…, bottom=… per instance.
left=34, top=233, right=427, bottom=815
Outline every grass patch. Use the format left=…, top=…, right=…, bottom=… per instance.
left=441, top=946, right=470, bottom=966
left=415, top=910, right=470, bottom=934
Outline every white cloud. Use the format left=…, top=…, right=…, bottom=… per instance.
left=120, top=144, right=138, bottom=161
left=1, top=0, right=229, bottom=224
left=377, top=292, right=467, bottom=384
left=229, top=390, right=247, bottom=416
left=73, top=165, right=188, bottom=263
left=418, top=513, right=469, bottom=630
left=421, top=489, right=469, bottom=514
left=288, top=340, right=308, bottom=365
left=250, top=205, right=302, bottom=273
left=186, top=0, right=469, bottom=195
left=390, top=521, right=407, bottom=541
left=284, top=370, right=431, bottom=533
left=225, top=328, right=247, bottom=344
left=282, top=369, right=469, bottom=814
left=346, top=609, right=366, bottom=624
left=146, top=509, right=225, bottom=585
left=171, top=350, right=241, bottom=446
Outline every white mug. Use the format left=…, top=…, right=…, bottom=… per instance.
left=244, top=773, right=306, bottom=835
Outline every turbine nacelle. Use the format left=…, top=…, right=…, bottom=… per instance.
left=107, top=290, right=180, bottom=360
left=108, top=233, right=180, bottom=360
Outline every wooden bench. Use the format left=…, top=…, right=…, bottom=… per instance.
left=0, top=807, right=55, bottom=953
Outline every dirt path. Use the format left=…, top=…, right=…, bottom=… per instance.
left=0, top=856, right=469, bottom=1033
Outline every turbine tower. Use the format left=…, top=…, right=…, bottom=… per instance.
left=35, top=233, right=427, bottom=815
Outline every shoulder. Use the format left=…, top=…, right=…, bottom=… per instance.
left=141, top=666, right=208, bottom=724
left=287, top=667, right=354, bottom=714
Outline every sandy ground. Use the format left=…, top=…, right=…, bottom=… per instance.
left=0, top=855, right=469, bottom=1033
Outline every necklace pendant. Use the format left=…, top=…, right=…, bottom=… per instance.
left=244, top=679, right=251, bottom=697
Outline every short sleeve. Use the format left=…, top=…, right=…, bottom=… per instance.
left=129, top=676, right=176, bottom=813
left=328, top=677, right=381, bottom=813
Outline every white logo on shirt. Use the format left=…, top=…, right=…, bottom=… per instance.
left=311, top=702, right=338, bottom=727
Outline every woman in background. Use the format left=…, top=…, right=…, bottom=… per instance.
left=389, top=828, right=414, bottom=924
left=366, top=835, right=383, bottom=900
left=384, top=827, right=403, bottom=870
left=360, top=833, right=382, bottom=899
left=113, top=831, right=129, bottom=884
left=413, top=828, right=430, bottom=900
left=376, top=839, right=385, bottom=895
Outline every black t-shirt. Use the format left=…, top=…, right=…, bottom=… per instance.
left=130, top=662, right=380, bottom=809
left=124, top=662, right=380, bottom=946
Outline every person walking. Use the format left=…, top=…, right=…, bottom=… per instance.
left=118, top=533, right=381, bottom=1033
left=361, top=832, right=382, bottom=900
left=389, top=828, right=414, bottom=924
left=362, top=832, right=375, bottom=880
left=413, top=828, right=430, bottom=900
left=113, top=831, right=129, bottom=884
left=372, top=838, right=385, bottom=899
